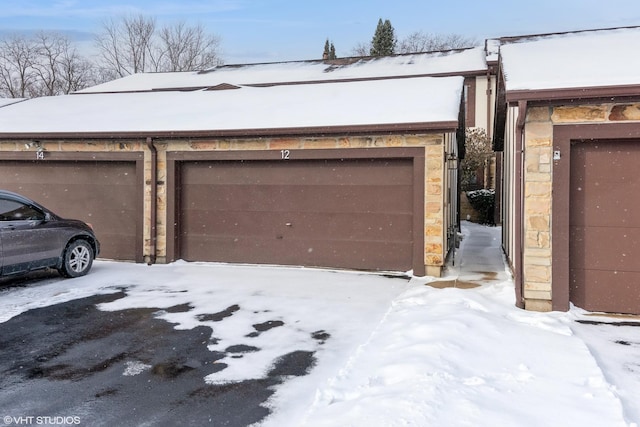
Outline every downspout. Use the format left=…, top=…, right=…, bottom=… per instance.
left=457, top=92, right=465, bottom=232
left=146, top=137, right=157, bottom=265
left=486, top=69, right=492, bottom=133
left=487, top=68, right=500, bottom=225
left=514, top=100, right=527, bottom=308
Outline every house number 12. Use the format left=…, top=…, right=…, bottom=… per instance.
left=280, top=150, right=291, bottom=160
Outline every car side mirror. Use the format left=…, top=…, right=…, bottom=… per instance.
left=44, top=212, right=52, bottom=222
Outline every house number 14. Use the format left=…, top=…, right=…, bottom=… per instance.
left=280, top=150, right=291, bottom=160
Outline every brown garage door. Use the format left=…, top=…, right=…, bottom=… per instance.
left=570, top=140, right=640, bottom=314
left=180, top=158, right=414, bottom=272
left=0, top=161, right=138, bottom=260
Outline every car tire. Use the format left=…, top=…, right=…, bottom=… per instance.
left=59, top=240, right=94, bottom=278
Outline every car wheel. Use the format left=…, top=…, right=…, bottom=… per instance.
left=60, top=240, right=94, bottom=278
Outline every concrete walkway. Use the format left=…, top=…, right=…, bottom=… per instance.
left=433, top=220, right=511, bottom=288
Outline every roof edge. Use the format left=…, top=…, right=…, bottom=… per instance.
left=246, top=71, right=486, bottom=88
left=74, top=72, right=483, bottom=95
left=498, top=25, right=640, bottom=45
left=0, top=121, right=460, bottom=140
left=506, top=84, right=640, bottom=103
left=202, top=46, right=480, bottom=71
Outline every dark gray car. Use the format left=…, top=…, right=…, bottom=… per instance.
left=0, top=190, right=99, bottom=278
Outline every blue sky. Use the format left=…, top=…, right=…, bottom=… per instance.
left=0, top=0, right=639, bottom=64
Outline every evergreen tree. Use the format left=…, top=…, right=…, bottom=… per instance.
left=323, top=38, right=337, bottom=60
left=323, top=39, right=330, bottom=59
left=370, top=18, right=396, bottom=56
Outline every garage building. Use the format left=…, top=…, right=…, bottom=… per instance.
left=0, top=62, right=467, bottom=277
left=494, top=26, right=640, bottom=314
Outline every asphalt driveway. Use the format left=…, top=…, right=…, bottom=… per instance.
left=0, top=262, right=409, bottom=426
left=1, top=291, right=291, bottom=426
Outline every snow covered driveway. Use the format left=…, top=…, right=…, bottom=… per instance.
left=0, top=262, right=411, bottom=426
left=0, top=223, right=639, bottom=427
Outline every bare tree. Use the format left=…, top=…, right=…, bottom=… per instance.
left=398, top=31, right=477, bottom=53
left=57, top=48, right=97, bottom=94
left=0, top=32, right=99, bottom=98
left=30, top=32, right=96, bottom=96
left=156, top=22, right=222, bottom=71
left=351, top=28, right=478, bottom=58
left=350, top=41, right=371, bottom=57
left=95, top=15, right=157, bottom=77
left=95, top=15, right=223, bottom=77
left=0, top=15, right=223, bottom=98
left=31, top=32, right=61, bottom=96
left=0, top=34, right=37, bottom=98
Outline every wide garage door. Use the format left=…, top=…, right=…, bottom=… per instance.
left=180, top=158, right=414, bottom=272
left=570, top=140, right=640, bottom=314
left=0, top=160, right=138, bottom=261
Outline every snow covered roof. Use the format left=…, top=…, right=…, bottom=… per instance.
left=0, top=76, right=463, bottom=136
left=0, top=98, right=25, bottom=107
left=500, top=27, right=640, bottom=92
left=78, top=47, right=486, bottom=94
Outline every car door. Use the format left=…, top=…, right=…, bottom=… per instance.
left=0, top=197, right=63, bottom=274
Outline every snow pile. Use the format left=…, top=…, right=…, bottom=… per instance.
left=123, top=360, right=152, bottom=376
left=295, top=282, right=626, bottom=427
left=466, top=188, right=495, bottom=197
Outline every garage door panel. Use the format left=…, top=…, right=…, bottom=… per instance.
left=570, top=268, right=640, bottom=314
left=184, top=184, right=413, bottom=214
left=180, top=158, right=415, bottom=272
left=183, top=236, right=411, bottom=272
left=571, top=187, right=639, bottom=228
left=94, top=209, right=137, bottom=232
left=280, top=213, right=413, bottom=241
left=570, top=226, right=640, bottom=272
left=182, top=211, right=413, bottom=242
left=4, top=163, right=136, bottom=188
left=577, top=200, right=637, bottom=228
left=184, top=160, right=412, bottom=186
left=0, top=161, right=138, bottom=261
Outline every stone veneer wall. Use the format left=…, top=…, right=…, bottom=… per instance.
left=0, top=133, right=451, bottom=275
left=522, top=102, right=640, bottom=311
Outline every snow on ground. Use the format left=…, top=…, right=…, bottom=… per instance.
left=0, top=222, right=638, bottom=427
left=290, top=223, right=636, bottom=427
left=570, top=313, right=640, bottom=424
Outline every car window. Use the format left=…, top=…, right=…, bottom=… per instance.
left=0, top=198, right=45, bottom=221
